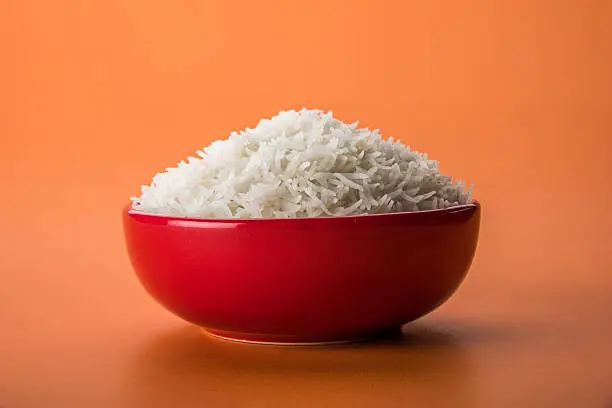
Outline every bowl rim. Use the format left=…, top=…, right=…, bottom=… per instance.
left=125, top=200, right=480, bottom=224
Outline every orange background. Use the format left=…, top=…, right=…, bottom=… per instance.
left=1, top=1, right=611, bottom=407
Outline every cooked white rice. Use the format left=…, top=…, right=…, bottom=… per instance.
left=131, top=108, right=472, bottom=218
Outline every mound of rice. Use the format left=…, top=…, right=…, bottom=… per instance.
left=131, top=109, right=472, bottom=218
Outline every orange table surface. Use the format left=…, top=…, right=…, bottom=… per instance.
left=2, top=1, right=612, bottom=407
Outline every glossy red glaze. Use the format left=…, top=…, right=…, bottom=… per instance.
left=123, top=202, right=481, bottom=344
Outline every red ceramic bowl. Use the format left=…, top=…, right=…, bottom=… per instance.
left=123, top=202, right=480, bottom=345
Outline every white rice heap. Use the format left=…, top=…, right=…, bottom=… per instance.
left=132, top=109, right=472, bottom=218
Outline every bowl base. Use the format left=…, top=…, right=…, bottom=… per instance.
left=202, top=327, right=399, bottom=346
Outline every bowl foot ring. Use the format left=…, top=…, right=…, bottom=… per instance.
left=201, top=327, right=400, bottom=346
